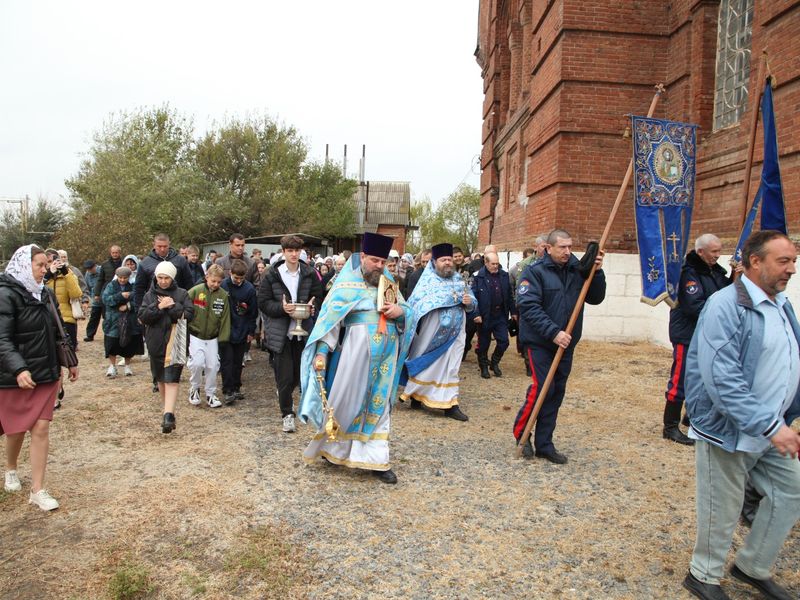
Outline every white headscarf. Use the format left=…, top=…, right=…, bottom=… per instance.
left=5, top=244, right=44, bottom=300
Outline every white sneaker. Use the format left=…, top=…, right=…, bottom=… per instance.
left=244, top=352, right=252, bottom=363
left=124, top=366, right=134, bottom=377
left=282, top=414, right=296, bottom=433
left=4, top=470, right=21, bottom=492
left=207, top=394, right=223, bottom=408
left=29, top=489, right=59, bottom=511
left=188, top=388, right=201, bottom=406
left=106, top=365, right=118, bottom=378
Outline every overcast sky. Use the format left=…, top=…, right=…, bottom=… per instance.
left=0, top=1, right=483, bottom=209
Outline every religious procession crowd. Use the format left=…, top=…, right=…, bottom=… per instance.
left=1, top=226, right=799, bottom=600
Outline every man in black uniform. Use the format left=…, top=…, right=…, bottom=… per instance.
left=663, top=233, right=735, bottom=445
left=513, top=229, right=606, bottom=464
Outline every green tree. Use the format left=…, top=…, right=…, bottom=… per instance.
left=295, top=161, right=357, bottom=238
left=408, top=185, right=479, bottom=255
left=0, top=198, right=65, bottom=261
left=438, top=184, right=480, bottom=254
left=65, top=105, right=214, bottom=255
left=195, top=115, right=308, bottom=236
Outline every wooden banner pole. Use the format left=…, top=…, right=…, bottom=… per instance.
left=515, top=83, right=666, bottom=458
left=738, top=51, right=769, bottom=231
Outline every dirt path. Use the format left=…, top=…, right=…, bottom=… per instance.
left=1, top=326, right=797, bottom=599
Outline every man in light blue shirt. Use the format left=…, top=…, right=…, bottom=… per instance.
left=682, top=231, right=800, bottom=600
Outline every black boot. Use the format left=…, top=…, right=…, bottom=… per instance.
left=663, top=401, right=693, bottom=445
left=490, top=350, right=504, bottom=377
left=477, top=352, right=490, bottom=379
left=162, top=412, right=176, bottom=434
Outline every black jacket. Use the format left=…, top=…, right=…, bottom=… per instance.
left=258, top=260, right=323, bottom=353
left=404, top=266, right=425, bottom=298
left=137, top=279, right=195, bottom=358
left=187, top=261, right=206, bottom=287
left=516, top=253, right=606, bottom=349
left=221, top=277, right=259, bottom=344
left=93, top=255, right=123, bottom=297
left=134, top=247, right=193, bottom=310
left=668, top=250, right=731, bottom=345
left=0, top=274, right=63, bottom=388
left=472, top=266, right=515, bottom=320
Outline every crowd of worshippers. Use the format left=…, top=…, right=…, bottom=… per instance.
left=3, top=226, right=800, bottom=600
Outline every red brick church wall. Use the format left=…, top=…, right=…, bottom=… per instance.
left=477, top=0, right=800, bottom=251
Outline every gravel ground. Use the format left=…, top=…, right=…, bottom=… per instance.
left=0, top=325, right=798, bottom=599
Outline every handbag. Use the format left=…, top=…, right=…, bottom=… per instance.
left=70, top=297, right=85, bottom=320
left=47, top=295, right=79, bottom=368
left=165, top=317, right=188, bottom=367
left=118, top=309, right=132, bottom=347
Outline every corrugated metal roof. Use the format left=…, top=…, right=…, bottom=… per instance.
left=353, top=181, right=410, bottom=229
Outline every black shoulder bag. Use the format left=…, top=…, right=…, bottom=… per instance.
left=47, top=293, right=79, bottom=368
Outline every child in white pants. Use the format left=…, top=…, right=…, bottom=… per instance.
left=188, top=336, right=220, bottom=405
left=186, top=265, right=231, bottom=408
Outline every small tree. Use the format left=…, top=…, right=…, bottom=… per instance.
left=438, top=184, right=480, bottom=255
left=0, top=198, right=65, bottom=261
left=408, top=185, right=480, bottom=255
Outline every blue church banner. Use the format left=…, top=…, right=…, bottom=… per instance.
left=733, top=77, right=787, bottom=264
left=632, top=116, right=698, bottom=307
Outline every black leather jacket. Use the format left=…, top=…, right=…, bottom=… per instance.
left=0, top=274, right=63, bottom=388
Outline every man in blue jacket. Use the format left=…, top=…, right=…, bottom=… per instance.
left=682, top=230, right=800, bottom=600
left=471, top=251, right=515, bottom=379
left=513, top=229, right=605, bottom=464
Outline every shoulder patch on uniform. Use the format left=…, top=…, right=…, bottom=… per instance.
left=517, top=279, right=530, bottom=295
left=685, top=280, right=698, bottom=295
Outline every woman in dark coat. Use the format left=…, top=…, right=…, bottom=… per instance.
left=138, top=261, right=194, bottom=434
left=0, top=244, right=79, bottom=511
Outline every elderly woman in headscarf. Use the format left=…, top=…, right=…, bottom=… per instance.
left=121, top=254, right=140, bottom=286
left=0, top=245, right=79, bottom=511
left=102, top=266, right=144, bottom=377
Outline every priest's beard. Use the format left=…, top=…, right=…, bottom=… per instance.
left=435, top=265, right=454, bottom=278
left=362, top=265, right=382, bottom=287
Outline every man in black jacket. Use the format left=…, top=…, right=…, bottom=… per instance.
left=215, top=233, right=258, bottom=282
left=86, top=244, right=122, bottom=341
left=403, top=248, right=431, bottom=298
left=663, top=233, right=735, bottom=445
left=134, top=233, right=194, bottom=310
left=259, top=235, right=323, bottom=433
left=471, top=251, right=515, bottom=378
left=513, top=229, right=605, bottom=464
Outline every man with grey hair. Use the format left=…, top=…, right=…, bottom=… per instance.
left=513, top=228, right=605, bottom=464
left=682, top=230, right=800, bottom=600
left=663, top=233, right=735, bottom=445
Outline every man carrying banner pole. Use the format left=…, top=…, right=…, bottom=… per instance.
left=512, top=83, right=666, bottom=458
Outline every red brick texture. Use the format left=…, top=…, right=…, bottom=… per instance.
left=477, top=0, right=800, bottom=251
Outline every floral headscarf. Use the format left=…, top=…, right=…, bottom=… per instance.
left=5, top=244, right=44, bottom=300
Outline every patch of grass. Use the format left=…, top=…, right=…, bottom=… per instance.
left=107, top=560, right=154, bottom=600
left=223, top=526, right=304, bottom=595
left=0, top=489, right=12, bottom=505
left=181, top=573, right=207, bottom=596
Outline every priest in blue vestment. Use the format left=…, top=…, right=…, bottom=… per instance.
left=298, top=233, right=414, bottom=484
left=400, top=243, right=477, bottom=421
